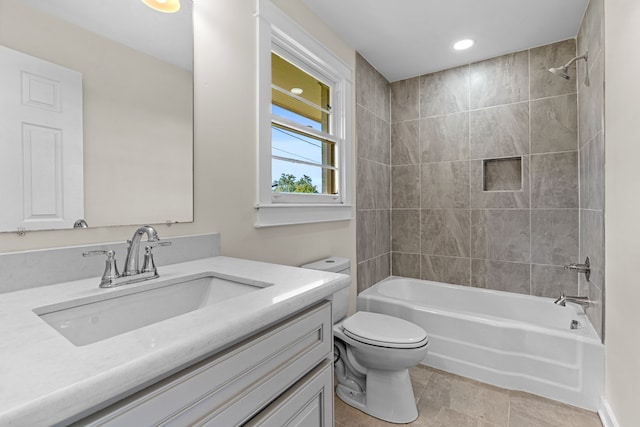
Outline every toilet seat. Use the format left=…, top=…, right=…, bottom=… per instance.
left=342, top=312, right=428, bottom=349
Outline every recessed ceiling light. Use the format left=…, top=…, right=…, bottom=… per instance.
left=141, top=0, right=181, bottom=13
left=290, top=87, right=304, bottom=95
left=453, top=39, right=475, bottom=50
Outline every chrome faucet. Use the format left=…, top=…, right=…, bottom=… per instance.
left=83, top=225, right=171, bottom=288
left=123, top=225, right=160, bottom=276
left=553, top=292, right=591, bottom=308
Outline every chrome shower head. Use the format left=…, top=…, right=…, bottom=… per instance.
left=548, top=66, right=570, bottom=80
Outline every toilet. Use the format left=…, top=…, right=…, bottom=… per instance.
left=302, top=257, right=429, bottom=424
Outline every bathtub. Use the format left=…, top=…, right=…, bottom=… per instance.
left=357, top=277, right=604, bottom=411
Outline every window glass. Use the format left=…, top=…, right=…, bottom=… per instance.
left=271, top=53, right=335, bottom=195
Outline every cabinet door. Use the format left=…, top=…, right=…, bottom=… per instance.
left=77, top=302, right=331, bottom=427
left=244, top=359, right=333, bottom=427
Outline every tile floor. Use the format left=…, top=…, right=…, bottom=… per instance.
left=334, top=365, right=602, bottom=427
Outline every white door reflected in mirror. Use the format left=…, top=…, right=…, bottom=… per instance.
left=0, top=45, right=83, bottom=232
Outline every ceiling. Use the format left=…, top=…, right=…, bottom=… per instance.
left=303, top=0, right=589, bottom=82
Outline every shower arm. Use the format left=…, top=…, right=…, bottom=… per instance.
left=561, top=52, right=588, bottom=70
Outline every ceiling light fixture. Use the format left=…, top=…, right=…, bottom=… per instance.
left=453, top=39, right=475, bottom=51
left=290, top=87, right=304, bottom=95
left=141, top=0, right=181, bottom=13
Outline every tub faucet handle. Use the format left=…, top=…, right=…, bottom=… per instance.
left=563, top=256, right=590, bottom=282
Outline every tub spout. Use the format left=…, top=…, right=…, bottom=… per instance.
left=554, top=292, right=591, bottom=308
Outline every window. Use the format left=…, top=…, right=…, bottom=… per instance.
left=256, top=0, right=352, bottom=227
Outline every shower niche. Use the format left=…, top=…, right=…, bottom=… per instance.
left=482, top=157, right=523, bottom=192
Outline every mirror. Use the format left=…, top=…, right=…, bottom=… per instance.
left=0, top=0, right=193, bottom=232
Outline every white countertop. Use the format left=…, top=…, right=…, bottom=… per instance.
left=0, top=256, right=350, bottom=426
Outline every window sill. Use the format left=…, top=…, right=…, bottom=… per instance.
left=255, top=204, right=353, bottom=228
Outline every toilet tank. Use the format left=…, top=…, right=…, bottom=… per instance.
left=301, top=257, right=350, bottom=323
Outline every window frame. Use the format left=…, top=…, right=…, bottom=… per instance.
left=256, top=0, right=353, bottom=227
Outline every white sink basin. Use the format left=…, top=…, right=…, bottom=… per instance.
left=34, top=273, right=270, bottom=346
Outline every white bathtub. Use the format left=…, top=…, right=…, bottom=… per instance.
left=357, top=277, right=604, bottom=410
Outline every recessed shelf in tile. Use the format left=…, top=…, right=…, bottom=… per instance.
left=483, top=157, right=522, bottom=191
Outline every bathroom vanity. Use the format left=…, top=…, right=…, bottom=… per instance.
left=0, top=255, right=349, bottom=426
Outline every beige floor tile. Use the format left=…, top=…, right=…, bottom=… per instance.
left=334, top=395, right=395, bottom=426
left=421, top=371, right=510, bottom=426
left=411, top=365, right=435, bottom=403
left=508, top=391, right=602, bottom=427
left=414, top=399, right=480, bottom=427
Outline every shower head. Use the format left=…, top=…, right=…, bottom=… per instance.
left=548, top=66, right=571, bottom=80
left=548, top=51, right=589, bottom=86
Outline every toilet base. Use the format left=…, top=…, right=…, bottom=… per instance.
left=336, top=368, right=418, bottom=424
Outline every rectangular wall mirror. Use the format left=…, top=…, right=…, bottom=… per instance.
left=0, top=0, right=194, bottom=232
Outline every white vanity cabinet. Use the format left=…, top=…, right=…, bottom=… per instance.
left=76, top=301, right=334, bottom=427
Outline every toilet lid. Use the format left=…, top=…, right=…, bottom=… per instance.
left=342, top=312, right=428, bottom=349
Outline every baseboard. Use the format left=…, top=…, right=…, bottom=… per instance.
left=599, top=397, right=620, bottom=427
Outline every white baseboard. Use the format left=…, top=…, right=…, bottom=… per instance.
left=599, top=397, right=619, bottom=427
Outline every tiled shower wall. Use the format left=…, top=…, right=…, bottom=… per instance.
left=390, top=39, right=583, bottom=298
left=578, top=0, right=605, bottom=340
left=356, top=54, right=391, bottom=292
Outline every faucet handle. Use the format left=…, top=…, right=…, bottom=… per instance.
left=147, top=241, right=172, bottom=248
left=82, top=250, right=121, bottom=288
left=83, top=249, right=111, bottom=257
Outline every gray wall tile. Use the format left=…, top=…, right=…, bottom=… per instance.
left=420, top=65, right=469, bottom=117
left=357, top=253, right=391, bottom=293
left=530, top=39, right=577, bottom=100
left=578, top=54, right=604, bottom=148
left=577, top=0, right=603, bottom=84
left=577, top=0, right=605, bottom=341
left=392, top=120, right=420, bottom=165
left=421, top=209, right=470, bottom=257
left=531, top=152, right=579, bottom=208
left=531, top=209, right=579, bottom=265
left=471, top=210, right=530, bottom=262
left=376, top=115, right=391, bottom=164
left=585, top=280, right=603, bottom=339
left=357, top=105, right=376, bottom=160
left=392, top=165, right=420, bottom=208
left=356, top=53, right=376, bottom=112
left=392, top=209, right=420, bottom=253
left=421, top=255, right=470, bottom=285
left=530, top=94, right=578, bottom=154
left=470, top=157, right=530, bottom=209
left=580, top=133, right=605, bottom=210
left=375, top=210, right=391, bottom=256
left=391, top=77, right=419, bottom=122
left=470, top=51, right=529, bottom=109
left=392, top=252, right=421, bottom=279
left=356, top=210, right=376, bottom=262
left=375, top=69, right=391, bottom=121
left=531, top=264, right=579, bottom=297
left=358, top=158, right=390, bottom=209
left=470, top=102, right=529, bottom=159
left=580, top=210, right=604, bottom=288
left=420, top=113, right=469, bottom=163
left=421, top=161, right=470, bottom=208
left=471, top=259, right=531, bottom=294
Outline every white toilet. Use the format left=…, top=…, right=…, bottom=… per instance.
left=302, top=257, right=429, bottom=424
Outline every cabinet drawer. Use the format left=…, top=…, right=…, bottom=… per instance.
left=244, top=358, right=333, bottom=427
left=79, top=302, right=332, bottom=427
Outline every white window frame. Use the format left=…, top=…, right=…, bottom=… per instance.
left=255, top=0, right=353, bottom=228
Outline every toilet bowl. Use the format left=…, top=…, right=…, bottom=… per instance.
left=302, top=257, right=429, bottom=424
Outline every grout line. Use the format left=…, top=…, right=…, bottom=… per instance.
left=468, top=64, right=473, bottom=286
left=528, top=47, right=533, bottom=296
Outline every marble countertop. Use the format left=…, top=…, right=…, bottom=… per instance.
left=0, top=256, right=350, bottom=426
